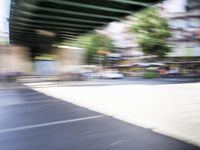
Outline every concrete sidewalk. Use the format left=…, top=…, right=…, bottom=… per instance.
left=21, top=77, right=200, bottom=88
left=26, top=82, right=200, bottom=147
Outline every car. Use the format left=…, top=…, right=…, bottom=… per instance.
left=82, top=72, right=102, bottom=79
left=101, top=70, right=124, bottom=79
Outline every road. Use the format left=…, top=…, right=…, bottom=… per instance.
left=0, top=86, right=199, bottom=150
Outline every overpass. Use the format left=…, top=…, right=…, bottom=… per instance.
left=9, top=0, right=160, bottom=51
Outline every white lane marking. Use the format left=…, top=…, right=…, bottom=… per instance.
left=0, top=115, right=104, bottom=133
left=0, top=92, right=44, bottom=97
left=110, top=140, right=124, bottom=146
left=25, top=82, right=55, bottom=86
left=0, top=100, right=59, bottom=107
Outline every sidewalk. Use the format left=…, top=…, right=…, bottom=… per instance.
left=21, top=76, right=200, bottom=88
left=26, top=82, right=200, bottom=147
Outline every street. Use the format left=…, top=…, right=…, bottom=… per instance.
left=1, top=0, right=200, bottom=149
left=0, top=82, right=200, bottom=149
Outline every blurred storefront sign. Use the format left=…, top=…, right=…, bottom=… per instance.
left=97, top=50, right=110, bottom=55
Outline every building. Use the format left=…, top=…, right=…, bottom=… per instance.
left=160, top=0, right=200, bottom=59
left=103, top=0, right=200, bottom=76
left=158, top=0, right=200, bottom=76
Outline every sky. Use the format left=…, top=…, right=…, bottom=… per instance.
left=0, top=0, right=11, bottom=33
left=0, top=0, right=10, bottom=18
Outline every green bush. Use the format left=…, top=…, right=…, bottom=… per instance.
left=143, top=71, right=158, bottom=79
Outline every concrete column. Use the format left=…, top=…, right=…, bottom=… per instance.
left=0, top=45, right=32, bottom=74
left=56, top=47, right=86, bottom=74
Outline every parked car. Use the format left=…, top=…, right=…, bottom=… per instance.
left=101, top=70, right=124, bottom=79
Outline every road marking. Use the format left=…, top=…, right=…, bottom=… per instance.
left=110, top=140, right=124, bottom=146
left=0, top=115, right=104, bottom=133
left=0, top=92, right=43, bottom=97
left=0, top=100, right=59, bottom=107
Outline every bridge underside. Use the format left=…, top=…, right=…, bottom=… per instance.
left=10, top=0, right=160, bottom=55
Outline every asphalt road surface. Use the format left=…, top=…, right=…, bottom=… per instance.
left=0, top=87, right=199, bottom=150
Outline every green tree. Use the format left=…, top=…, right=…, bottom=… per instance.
left=131, top=8, right=171, bottom=58
left=63, top=33, right=114, bottom=64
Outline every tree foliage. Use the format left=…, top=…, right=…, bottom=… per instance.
left=131, top=8, right=171, bottom=58
left=63, top=33, right=114, bottom=64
